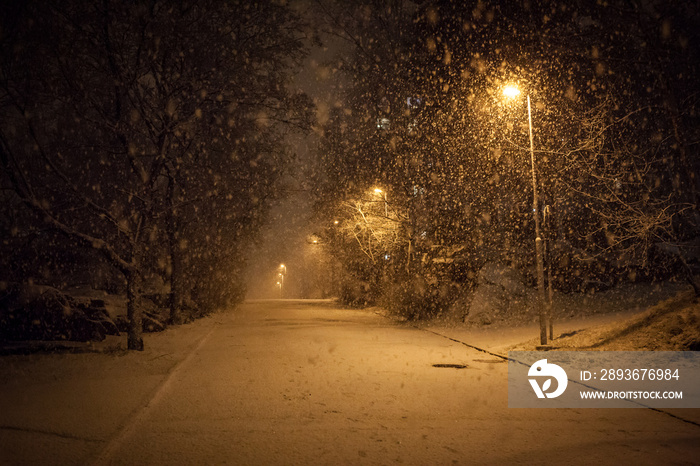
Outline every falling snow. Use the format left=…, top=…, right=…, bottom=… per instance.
left=1, top=1, right=699, bottom=464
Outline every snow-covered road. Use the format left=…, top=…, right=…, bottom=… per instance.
left=1, top=299, right=698, bottom=465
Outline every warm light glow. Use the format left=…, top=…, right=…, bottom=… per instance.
left=374, top=188, right=383, bottom=194
left=503, top=85, right=521, bottom=99
left=333, top=220, right=339, bottom=225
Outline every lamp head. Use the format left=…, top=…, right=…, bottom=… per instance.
left=503, top=85, right=521, bottom=99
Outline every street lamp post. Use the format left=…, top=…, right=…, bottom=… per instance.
left=279, top=264, right=287, bottom=298
left=374, top=188, right=388, bottom=217
left=504, top=86, right=548, bottom=346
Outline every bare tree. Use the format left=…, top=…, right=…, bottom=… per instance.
left=340, top=193, right=406, bottom=265
left=0, top=0, right=313, bottom=348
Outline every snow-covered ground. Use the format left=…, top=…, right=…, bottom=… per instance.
left=0, top=299, right=698, bottom=465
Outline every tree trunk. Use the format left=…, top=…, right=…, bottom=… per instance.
left=126, top=271, right=144, bottom=351
left=168, top=232, right=184, bottom=325
left=678, top=255, right=700, bottom=298
left=405, top=216, right=415, bottom=274
left=687, top=274, right=700, bottom=298
left=666, top=95, right=699, bottom=208
left=167, top=175, right=185, bottom=325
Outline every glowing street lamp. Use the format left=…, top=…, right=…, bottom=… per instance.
left=373, top=187, right=388, bottom=217
left=503, top=84, right=548, bottom=346
left=278, top=264, right=287, bottom=298
left=503, top=85, right=521, bottom=99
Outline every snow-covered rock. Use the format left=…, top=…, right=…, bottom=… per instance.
left=69, top=297, right=120, bottom=336
left=478, top=262, right=529, bottom=297
left=466, top=263, right=533, bottom=325
left=143, top=314, right=166, bottom=332
left=0, top=283, right=115, bottom=342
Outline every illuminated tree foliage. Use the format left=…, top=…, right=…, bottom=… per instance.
left=315, top=0, right=700, bottom=313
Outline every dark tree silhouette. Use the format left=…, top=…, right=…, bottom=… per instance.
left=0, top=0, right=314, bottom=348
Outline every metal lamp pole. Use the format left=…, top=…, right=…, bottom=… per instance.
left=526, top=94, right=548, bottom=346
left=374, top=188, right=388, bottom=217
left=279, top=264, right=287, bottom=298
left=504, top=85, right=548, bottom=345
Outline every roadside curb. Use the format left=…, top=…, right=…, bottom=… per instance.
left=92, top=327, right=216, bottom=464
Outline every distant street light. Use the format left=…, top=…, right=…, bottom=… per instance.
left=278, top=264, right=287, bottom=298
left=503, top=84, right=548, bottom=346
left=373, top=187, right=388, bottom=217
